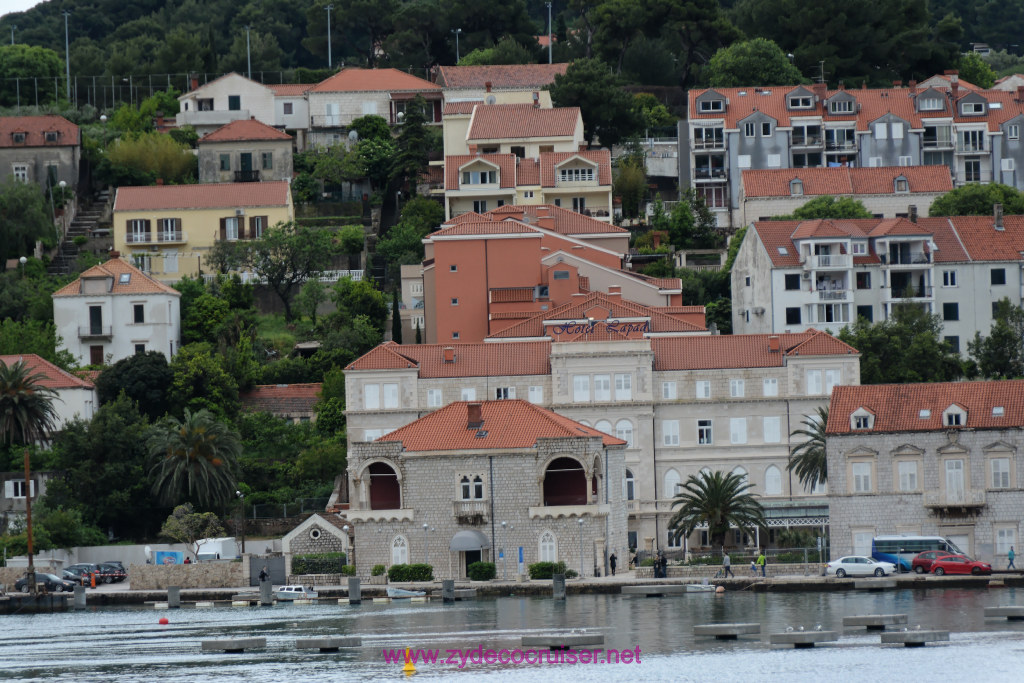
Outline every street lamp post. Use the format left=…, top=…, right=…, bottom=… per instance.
left=325, top=5, right=334, bottom=69
left=501, top=521, right=508, bottom=580
left=423, top=523, right=429, bottom=565
left=10, top=25, right=15, bottom=45
left=244, top=26, right=252, bottom=79
left=235, top=490, right=246, bottom=554
left=577, top=518, right=584, bottom=577
left=343, top=524, right=351, bottom=568
left=19, top=256, right=27, bottom=279
left=545, top=3, right=552, bottom=64
left=62, top=12, right=71, bottom=102
left=452, top=28, right=462, bottom=63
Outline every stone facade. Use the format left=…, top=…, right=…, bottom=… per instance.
left=128, top=561, right=247, bottom=589
left=282, top=513, right=350, bottom=555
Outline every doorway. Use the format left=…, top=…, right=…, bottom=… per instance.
left=464, top=550, right=481, bottom=577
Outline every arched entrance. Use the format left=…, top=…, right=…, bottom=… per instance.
left=368, top=462, right=400, bottom=509
left=543, top=457, right=586, bottom=506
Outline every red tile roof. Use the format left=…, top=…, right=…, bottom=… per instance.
left=347, top=341, right=552, bottom=377
left=268, top=84, right=313, bottom=96
left=443, top=101, right=480, bottom=116
left=517, top=157, right=540, bottom=185
left=742, top=166, right=953, bottom=198
left=467, top=104, right=581, bottom=140
left=943, top=215, right=1024, bottom=261
left=445, top=203, right=625, bottom=235
left=652, top=329, right=857, bottom=370
left=311, top=68, right=441, bottom=93
left=540, top=150, right=612, bottom=187
left=0, top=115, right=79, bottom=148
left=445, top=153, right=517, bottom=190
left=52, top=257, right=180, bottom=297
left=200, top=119, right=292, bottom=142
left=113, top=182, right=291, bottom=211
left=431, top=220, right=540, bottom=237
left=378, top=399, right=624, bottom=450
left=0, top=354, right=94, bottom=390
left=436, top=64, right=568, bottom=89
left=239, top=383, right=322, bottom=414
left=827, top=380, right=1024, bottom=434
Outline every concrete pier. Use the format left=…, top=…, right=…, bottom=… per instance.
left=854, top=579, right=897, bottom=591
left=453, top=588, right=476, bottom=600
left=842, top=614, right=908, bottom=630
left=195, top=601, right=215, bottom=608
left=201, top=637, right=266, bottom=653
left=442, top=580, right=455, bottom=604
left=621, top=585, right=686, bottom=597
left=347, top=578, right=361, bottom=605
left=880, top=630, right=949, bottom=647
left=296, top=636, right=362, bottom=652
left=769, top=631, right=838, bottom=648
left=552, top=574, right=566, bottom=600
left=73, top=585, right=86, bottom=610
left=694, top=623, right=761, bottom=640
left=167, top=586, right=181, bottom=609
left=521, top=632, right=604, bottom=649
left=259, top=581, right=273, bottom=606
left=984, top=606, right=1024, bottom=621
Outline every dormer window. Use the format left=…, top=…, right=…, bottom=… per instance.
left=11, top=132, right=26, bottom=143
left=559, top=167, right=594, bottom=182
left=790, top=179, right=803, bottom=196
left=943, top=404, right=967, bottom=426
left=850, top=407, right=874, bottom=430
left=45, top=131, right=59, bottom=143
left=830, top=100, right=854, bottom=114
left=789, top=96, right=813, bottom=109
left=919, top=97, right=943, bottom=111
left=699, top=99, right=724, bottom=113
left=119, top=273, right=131, bottom=284
left=462, top=170, right=496, bottom=184
left=894, top=177, right=909, bottom=193
left=962, top=102, right=985, bottom=115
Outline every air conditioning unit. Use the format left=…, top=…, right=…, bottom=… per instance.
left=149, top=246, right=160, bottom=253
left=753, top=307, right=765, bottom=315
left=802, top=272, right=811, bottom=279
left=235, top=208, right=245, bottom=217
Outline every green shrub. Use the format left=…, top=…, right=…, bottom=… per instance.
left=291, top=552, right=347, bottom=574
left=640, top=558, right=656, bottom=567
left=528, top=561, right=568, bottom=580
left=467, top=561, right=496, bottom=581
left=73, top=235, right=88, bottom=246
left=295, top=216, right=364, bottom=228
left=371, top=564, right=386, bottom=576
left=775, top=551, right=821, bottom=564
left=387, top=563, right=434, bottom=582
left=685, top=554, right=721, bottom=566
left=565, top=569, right=578, bottom=579
left=341, top=565, right=356, bottom=576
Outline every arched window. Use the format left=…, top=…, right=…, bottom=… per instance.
left=391, top=535, right=408, bottom=565
left=625, top=469, right=635, bottom=501
left=764, top=465, right=782, bottom=495
left=460, top=476, right=471, bottom=500
left=368, top=462, right=400, bottom=510
left=473, top=475, right=484, bottom=499
left=732, top=466, right=748, bottom=489
left=664, top=468, right=681, bottom=498
left=543, top=457, right=587, bottom=505
left=615, top=420, right=634, bottom=448
left=539, top=530, right=557, bottom=562
left=595, top=419, right=613, bottom=435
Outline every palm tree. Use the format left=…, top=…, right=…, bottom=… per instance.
left=0, top=360, right=59, bottom=594
left=666, top=470, right=766, bottom=549
left=788, top=406, right=828, bottom=492
left=148, top=409, right=241, bottom=509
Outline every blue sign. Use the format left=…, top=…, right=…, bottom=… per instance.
left=154, top=551, right=184, bottom=565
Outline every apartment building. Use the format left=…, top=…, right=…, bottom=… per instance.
left=686, top=75, right=1024, bottom=227
left=177, top=73, right=312, bottom=143
left=731, top=209, right=1024, bottom=352
left=827, top=380, right=1024, bottom=565
left=434, top=63, right=566, bottom=106
left=344, top=320, right=860, bottom=555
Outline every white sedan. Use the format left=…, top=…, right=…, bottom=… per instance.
left=824, top=556, right=897, bottom=578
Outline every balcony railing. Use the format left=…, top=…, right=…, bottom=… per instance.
left=234, top=170, right=261, bottom=182
left=956, top=140, right=985, bottom=153
left=78, top=325, right=112, bottom=338
left=884, top=285, right=933, bottom=299
left=694, top=167, right=727, bottom=180
left=923, top=489, right=986, bottom=509
left=693, top=138, right=725, bottom=150
left=792, top=135, right=824, bottom=147
left=453, top=500, right=489, bottom=525
left=923, top=138, right=954, bottom=149
left=826, top=140, right=857, bottom=151
left=817, top=289, right=849, bottom=301
left=807, top=254, right=851, bottom=269
left=126, top=231, right=188, bottom=245
left=880, top=253, right=931, bottom=266
left=311, top=115, right=346, bottom=127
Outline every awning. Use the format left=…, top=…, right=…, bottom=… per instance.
left=449, top=530, right=491, bottom=552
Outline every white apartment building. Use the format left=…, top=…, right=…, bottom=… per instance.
left=177, top=73, right=312, bottom=144
left=731, top=209, right=1024, bottom=353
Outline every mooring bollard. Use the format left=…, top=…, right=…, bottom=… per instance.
left=552, top=573, right=566, bottom=600
left=167, top=586, right=181, bottom=609
left=259, top=580, right=274, bottom=606
left=347, top=577, right=361, bottom=605
left=73, top=585, right=86, bottom=610
left=442, top=580, right=455, bottom=604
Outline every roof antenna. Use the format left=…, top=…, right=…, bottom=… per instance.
left=818, top=61, right=825, bottom=85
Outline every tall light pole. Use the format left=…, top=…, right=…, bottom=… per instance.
left=244, top=26, right=252, bottom=79
left=577, top=518, right=584, bottom=577
left=423, top=523, right=429, bottom=565
left=545, top=2, right=552, bottom=64
left=62, top=11, right=71, bottom=102
left=10, top=25, right=15, bottom=45
left=501, top=521, right=508, bottom=580
left=325, top=5, right=334, bottom=69
left=343, top=524, right=351, bottom=567
left=452, top=28, right=462, bottom=63
left=235, top=490, right=246, bottom=554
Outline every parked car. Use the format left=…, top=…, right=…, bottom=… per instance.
left=911, top=551, right=957, bottom=574
left=96, top=563, right=127, bottom=583
left=62, top=569, right=87, bottom=585
left=65, top=563, right=100, bottom=584
left=824, top=556, right=897, bottom=578
left=931, top=555, right=992, bottom=576
left=14, top=573, right=77, bottom=593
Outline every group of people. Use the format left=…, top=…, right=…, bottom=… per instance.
left=720, top=550, right=767, bottom=578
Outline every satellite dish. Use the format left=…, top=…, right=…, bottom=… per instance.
left=144, top=546, right=153, bottom=560
left=485, top=95, right=496, bottom=105
left=348, top=130, right=359, bottom=142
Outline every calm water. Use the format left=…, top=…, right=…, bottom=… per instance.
left=2, top=587, right=1023, bottom=682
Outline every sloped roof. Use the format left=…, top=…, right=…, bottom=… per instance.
left=467, top=104, right=581, bottom=140
left=347, top=341, right=552, bottom=377
left=200, top=119, right=292, bottom=142
left=0, top=115, right=79, bottom=148
left=943, top=215, right=1024, bottom=261
left=52, top=257, right=180, bottom=297
left=0, top=354, right=94, bottom=390
left=445, top=153, right=517, bottom=190
left=742, top=166, right=953, bottom=198
left=827, top=380, right=1024, bottom=434
left=311, top=68, right=441, bottom=93
left=430, top=220, right=539, bottom=237
left=268, top=84, right=313, bottom=97
left=436, top=64, right=568, bottom=89
left=441, top=203, right=626, bottom=236
left=652, top=329, right=857, bottom=371
left=239, top=383, right=322, bottom=415
left=443, top=101, right=480, bottom=116
left=540, top=150, right=612, bottom=187
left=377, top=399, right=624, bottom=451
left=113, top=182, right=291, bottom=211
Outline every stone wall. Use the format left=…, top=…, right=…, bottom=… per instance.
left=634, top=563, right=821, bottom=579
left=128, top=561, right=247, bottom=589
left=0, top=564, right=63, bottom=590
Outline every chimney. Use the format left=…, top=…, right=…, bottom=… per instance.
left=110, top=250, right=120, bottom=258
left=537, top=213, right=554, bottom=230
left=485, top=81, right=492, bottom=93
left=995, top=203, right=1005, bottom=231
left=190, top=77, right=198, bottom=90
left=909, top=79, right=917, bottom=93
left=468, top=143, right=478, bottom=155
left=251, top=115, right=256, bottom=120
left=909, top=205, right=918, bottom=223
left=768, top=335, right=780, bottom=352
left=532, top=91, right=540, bottom=109
left=893, top=80, right=902, bottom=88
left=1017, top=85, right=1024, bottom=103
left=443, top=347, right=455, bottom=363
left=467, top=403, right=483, bottom=429
left=608, top=285, right=621, bottom=298
left=811, top=82, right=827, bottom=104
left=156, top=178, right=164, bottom=186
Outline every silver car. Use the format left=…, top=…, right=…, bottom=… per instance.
left=824, top=555, right=897, bottom=578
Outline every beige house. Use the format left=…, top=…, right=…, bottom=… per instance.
left=0, top=115, right=80, bottom=190
left=197, top=118, right=294, bottom=183
left=435, top=63, right=566, bottom=106
left=177, top=73, right=312, bottom=142
left=112, top=182, right=294, bottom=282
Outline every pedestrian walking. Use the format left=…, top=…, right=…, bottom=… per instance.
left=609, top=552, right=617, bottom=576
left=259, top=565, right=269, bottom=582
left=1009, top=546, right=1016, bottom=570
left=722, top=550, right=734, bottom=578
left=756, top=550, right=766, bottom=577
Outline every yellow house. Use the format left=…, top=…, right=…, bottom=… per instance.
left=112, top=181, right=294, bottom=282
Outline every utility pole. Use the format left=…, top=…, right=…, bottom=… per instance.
left=452, top=28, right=461, bottom=63
left=10, top=25, right=15, bottom=45
left=546, top=3, right=552, bottom=64
left=325, top=5, right=334, bottom=69
left=244, top=26, right=252, bottom=79
left=62, top=11, right=71, bottom=102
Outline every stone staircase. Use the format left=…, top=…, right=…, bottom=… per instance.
left=47, top=190, right=110, bottom=276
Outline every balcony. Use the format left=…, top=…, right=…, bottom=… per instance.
left=234, top=170, right=261, bottom=182
left=923, top=489, right=985, bottom=513
left=879, top=253, right=931, bottom=266
left=817, top=289, right=849, bottom=301
left=694, top=167, right=727, bottom=180
left=693, top=138, right=725, bottom=150
left=825, top=140, right=857, bottom=151
left=78, top=325, right=112, bottom=339
left=126, top=231, right=188, bottom=245
left=528, top=503, right=610, bottom=520
left=345, top=508, right=415, bottom=523
left=884, top=285, right=933, bottom=300
left=805, top=254, right=851, bottom=270
left=453, top=500, right=489, bottom=525
left=792, top=135, right=823, bottom=148
left=176, top=109, right=250, bottom=128
left=923, top=137, right=954, bottom=149
left=311, top=114, right=346, bottom=128
left=955, top=140, right=985, bottom=153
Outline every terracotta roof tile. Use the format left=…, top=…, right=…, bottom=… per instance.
left=0, top=115, right=79, bottom=148
left=268, top=84, right=313, bottom=96
left=540, top=149, right=612, bottom=187
left=113, top=182, right=291, bottom=211
left=652, top=329, right=856, bottom=370
left=200, top=119, right=292, bottom=142
left=942, top=215, right=1024, bottom=261
left=378, top=399, right=624, bottom=450
left=742, top=166, right=953, bottom=198
left=347, top=341, right=551, bottom=377
left=311, top=68, right=441, bottom=93
left=443, top=101, right=480, bottom=116
left=517, top=157, right=540, bottom=185
left=485, top=204, right=626, bottom=235
left=827, top=380, right=1024, bottom=434
left=436, top=64, right=568, bottom=89
left=467, top=104, right=581, bottom=140
left=52, top=257, right=180, bottom=297
left=239, top=383, right=322, bottom=415
left=431, top=220, right=539, bottom=237
left=345, top=342, right=419, bottom=370
left=445, top=153, right=517, bottom=190
left=0, top=354, right=94, bottom=389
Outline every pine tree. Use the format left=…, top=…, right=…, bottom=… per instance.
left=391, top=288, right=402, bottom=344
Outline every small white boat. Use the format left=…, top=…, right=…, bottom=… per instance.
left=685, top=583, right=717, bottom=593
left=387, top=586, right=426, bottom=598
left=275, top=585, right=318, bottom=600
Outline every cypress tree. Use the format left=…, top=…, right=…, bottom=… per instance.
left=391, top=288, right=402, bottom=344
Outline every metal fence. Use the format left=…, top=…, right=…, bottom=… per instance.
left=251, top=498, right=330, bottom=519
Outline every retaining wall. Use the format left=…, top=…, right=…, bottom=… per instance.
left=128, top=561, right=247, bottom=589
